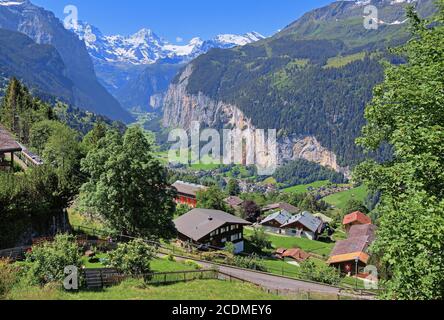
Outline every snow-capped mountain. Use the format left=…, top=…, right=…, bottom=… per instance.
left=74, top=21, right=265, bottom=65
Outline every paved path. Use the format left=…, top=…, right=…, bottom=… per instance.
left=160, top=253, right=374, bottom=299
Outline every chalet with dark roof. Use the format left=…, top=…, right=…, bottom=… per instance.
left=0, top=125, right=21, bottom=171
left=174, top=208, right=251, bottom=253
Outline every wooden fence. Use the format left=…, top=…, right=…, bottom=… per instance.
left=83, top=268, right=219, bottom=289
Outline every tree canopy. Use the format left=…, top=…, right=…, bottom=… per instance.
left=355, top=2, right=444, bottom=300
left=78, top=126, right=176, bottom=240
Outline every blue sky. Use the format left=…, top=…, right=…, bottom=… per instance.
left=32, top=0, right=334, bottom=43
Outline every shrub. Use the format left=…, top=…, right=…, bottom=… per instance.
left=249, top=228, right=272, bottom=251
left=183, top=260, right=201, bottom=270
left=164, top=254, right=175, bottom=262
left=231, top=255, right=266, bottom=272
left=0, top=259, right=18, bottom=298
left=108, top=239, right=157, bottom=278
left=299, top=260, right=341, bottom=285
left=224, top=242, right=236, bottom=255
left=26, top=234, right=82, bottom=285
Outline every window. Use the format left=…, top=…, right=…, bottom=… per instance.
left=231, top=233, right=242, bottom=242
left=221, top=238, right=227, bottom=243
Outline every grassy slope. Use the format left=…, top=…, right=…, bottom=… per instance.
left=7, top=279, right=282, bottom=301
left=82, top=254, right=199, bottom=272
left=282, top=180, right=330, bottom=194
left=323, top=185, right=368, bottom=210
left=324, top=52, right=366, bottom=69
left=244, top=228, right=334, bottom=257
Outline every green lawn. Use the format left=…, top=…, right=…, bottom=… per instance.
left=323, top=185, right=368, bottom=210
left=244, top=228, right=334, bottom=257
left=7, top=279, right=282, bottom=300
left=282, top=180, right=330, bottom=194
left=81, top=254, right=200, bottom=272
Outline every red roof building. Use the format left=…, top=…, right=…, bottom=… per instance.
left=282, top=248, right=310, bottom=262
left=343, top=211, right=372, bottom=233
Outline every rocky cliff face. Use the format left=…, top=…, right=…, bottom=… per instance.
left=163, top=65, right=253, bottom=131
left=163, top=64, right=351, bottom=177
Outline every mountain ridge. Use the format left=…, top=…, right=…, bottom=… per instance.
left=74, top=20, right=266, bottom=66
left=0, top=0, right=133, bottom=122
left=72, top=21, right=266, bottom=112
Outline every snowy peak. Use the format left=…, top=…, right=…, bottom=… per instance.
left=214, top=32, right=266, bottom=46
left=72, top=22, right=266, bottom=65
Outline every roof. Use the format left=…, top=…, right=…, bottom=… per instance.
left=281, top=211, right=323, bottom=233
left=174, top=208, right=251, bottom=242
left=348, top=224, right=377, bottom=243
left=172, top=181, right=207, bottom=197
left=282, top=248, right=310, bottom=262
left=224, top=196, right=244, bottom=207
left=330, top=236, right=373, bottom=257
left=343, top=211, right=372, bottom=226
left=260, top=210, right=293, bottom=226
left=262, top=202, right=299, bottom=214
left=328, top=252, right=370, bottom=265
left=0, top=125, right=22, bottom=153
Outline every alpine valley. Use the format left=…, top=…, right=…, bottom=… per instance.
left=161, top=0, right=436, bottom=176
left=0, top=0, right=438, bottom=177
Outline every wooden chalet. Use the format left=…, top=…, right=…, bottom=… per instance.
left=174, top=208, right=251, bottom=253
left=0, top=125, right=22, bottom=171
left=172, top=181, right=207, bottom=208
left=280, top=211, right=324, bottom=240
left=328, top=224, right=377, bottom=275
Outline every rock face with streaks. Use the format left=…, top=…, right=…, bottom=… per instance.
left=163, top=64, right=351, bottom=177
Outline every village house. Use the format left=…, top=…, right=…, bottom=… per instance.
left=260, top=210, right=323, bottom=240
left=262, top=202, right=299, bottom=215
left=259, top=210, right=293, bottom=234
left=172, top=181, right=207, bottom=208
left=343, top=211, right=372, bottom=233
left=328, top=223, right=377, bottom=275
left=224, top=196, right=244, bottom=210
left=173, top=208, right=251, bottom=254
left=280, top=212, right=324, bottom=240
left=0, top=125, right=22, bottom=172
